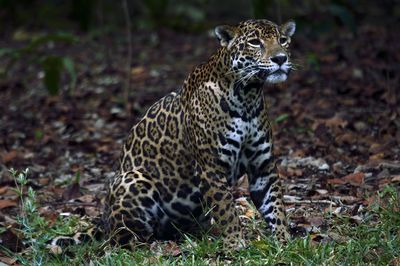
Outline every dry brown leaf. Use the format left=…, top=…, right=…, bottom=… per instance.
left=84, top=206, right=100, bottom=217
left=163, top=241, right=182, bottom=257
left=287, top=167, right=303, bottom=177
left=244, top=208, right=255, bottom=219
left=291, top=149, right=306, bottom=157
left=310, top=233, right=327, bottom=243
left=38, top=177, right=51, bottom=186
left=62, top=182, right=82, bottom=201
left=48, top=245, right=63, bottom=255
left=150, top=241, right=182, bottom=257
left=235, top=197, right=250, bottom=207
left=369, top=143, right=383, bottom=154
left=39, top=209, right=59, bottom=227
left=0, top=256, right=17, bottom=265
left=315, top=189, right=328, bottom=195
left=0, top=186, right=9, bottom=195
left=343, top=172, right=365, bottom=186
left=308, top=216, right=324, bottom=227
left=131, top=66, right=146, bottom=75
left=0, top=199, right=18, bottom=209
left=389, top=256, right=400, bottom=266
left=335, top=133, right=355, bottom=145
left=236, top=174, right=249, bottom=191
left=1, top=150, right=18, bottom=163
left=363, top=195, right=376, bottom=206
left=324, top=115, right=348, bottom=129
left=378, top=178, right=391, bottom=187
left=391, top=176, right=400, bottom=183
left=333, top=195, right=361, bottom=204
left=369, top=152, right=385, bottom=161
left=77, top=194, right=96, bottom=203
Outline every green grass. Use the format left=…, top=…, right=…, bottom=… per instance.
left=3, top=169, right=399, bottom=265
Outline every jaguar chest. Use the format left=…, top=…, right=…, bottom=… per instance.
left=217, top=116, right=259, bottom=185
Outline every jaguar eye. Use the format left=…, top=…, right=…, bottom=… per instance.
left=279, top=36, right=288, bottom=45
left=248, top=39, right=262, bottom=46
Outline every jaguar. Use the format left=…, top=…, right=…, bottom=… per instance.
left=54, top=18, right=296, bottom=251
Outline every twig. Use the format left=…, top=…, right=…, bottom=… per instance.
left=122, top=0, right=133, bottom=116
left=44, top=201, right=98, bottom=207
left=284, top=195, right=337, bottom=206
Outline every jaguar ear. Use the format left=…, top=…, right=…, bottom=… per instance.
left=280, top=20, right=296, bottom=37
left=215, top=25, right=236, bottom=47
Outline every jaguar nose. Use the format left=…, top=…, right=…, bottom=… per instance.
left=270, top=54, right=288, bottom=66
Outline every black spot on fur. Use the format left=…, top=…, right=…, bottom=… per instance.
left=214, top=192, right=223, bottom=201
left=171, top=202, right=191, bottom=215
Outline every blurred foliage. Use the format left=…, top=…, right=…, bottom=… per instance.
left=0, top=33, right=77, bottom=95
left=0, top=0, right=396, bottom=97
left=1, top=0, right=391, bottom=34
left=138, top=0, right=208, bottom=30
left=71, top=0, right=97, bottom=31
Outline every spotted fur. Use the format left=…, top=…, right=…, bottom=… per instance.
left=53, top=19, right=296, bottom=250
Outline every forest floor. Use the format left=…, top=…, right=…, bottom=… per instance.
left=0, top=19, right=399, bottom=265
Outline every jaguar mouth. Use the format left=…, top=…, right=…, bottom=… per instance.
left=265, top=69, right=288, bottom=84
left=255, top=68, right=289, bottom=84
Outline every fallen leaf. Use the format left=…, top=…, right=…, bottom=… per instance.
left=369, top=152, right=385, bottom=161
left=0, top=199, right=18, bottom=209
left=315, top=189, right=328, bottom=195
left=235, top=197, right=250, bottom=207
left=84, top=206, right=100, bottom=217
left=391, top=176, right=400, bottom=183
left=1, top=150, right=18, bottom=163
left=131, top=66, right=146, bottom=75
left=39, top=208, right=59, bottom=226
left=335, top=133, right=354, bottom=145
left=287, top=167, right=303, bottom=177
left=363, top=195, right=376, bottom=206
left=343, top=172, right=365, bottom=186
left=389, top=257, right=400, bottom=266
left=378, top=178, right=391, bottom=187
left=0, top=187, right=9, bottom=195
left=38, top=177, right=51, bottom=186
left=77, top=194, right=96, bottom=203
left=48, top=244, right=62, bottom=255
left=310, top=233, right=327, bottom=243
left=320, top=115, right=348, bottom=129
left=164, top=241, right=182, bottom=257
left=150, top=241, right=182, bottom=257
left=332, top=195, right=361, bottom=204
left=235, top=174, right=249, bottom=193
left=244, top=208, right=255, bottom=219
left=0, top=256, right=17, bottom=265
left=308, top=216, right=324, bottom=227
left=62, top=182, right=82, bottom=201
left=327, top=178, right=346, bottom=185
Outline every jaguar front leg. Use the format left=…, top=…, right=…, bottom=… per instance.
left=247, top=136, right=290, bottom=242
left=196, top=165, right=245, bottom=250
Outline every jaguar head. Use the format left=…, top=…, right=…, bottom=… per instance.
left=215, top=19, right=296, bottom=84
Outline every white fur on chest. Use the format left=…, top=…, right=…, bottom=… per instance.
left=219, top=117, right=258, bottom=182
